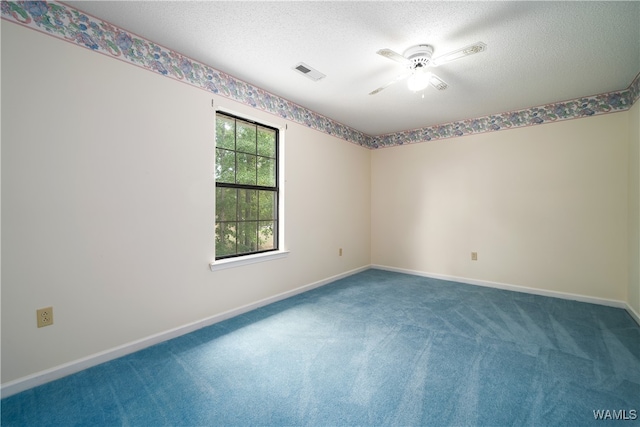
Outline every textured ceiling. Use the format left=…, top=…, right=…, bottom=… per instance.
left=66, top=1, right=640, bottom=136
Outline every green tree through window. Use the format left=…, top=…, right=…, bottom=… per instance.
left=215, top=112, right=278, bottom=259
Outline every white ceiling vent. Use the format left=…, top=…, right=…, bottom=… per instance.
left=293, top=62, right=326, bottom=81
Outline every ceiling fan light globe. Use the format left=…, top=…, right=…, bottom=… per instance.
left=407, top=71, right=432, bottom=92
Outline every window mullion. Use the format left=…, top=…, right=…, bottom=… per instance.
left=234, top=188, right=238, bottom=256
left=255, top=123, right=259, bottom=187
left=233, top=118, right=238, bottom=185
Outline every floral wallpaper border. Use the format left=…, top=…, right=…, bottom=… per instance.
left=629, top=71, right=640, bottom=106
left=2, top=1, right=638, bottom=150
left=371, top=77, right=638, bottom=148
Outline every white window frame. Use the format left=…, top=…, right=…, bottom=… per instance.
left=210, top=107, right=288, bottom=271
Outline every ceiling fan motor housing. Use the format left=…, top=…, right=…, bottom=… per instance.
left=404, top=44, right=435, bottom=70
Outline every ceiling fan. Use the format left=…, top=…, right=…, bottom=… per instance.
left=369, top=41, right=487, bottom=95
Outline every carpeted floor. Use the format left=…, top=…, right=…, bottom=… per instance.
left=2, top=269, right=639, bottom=426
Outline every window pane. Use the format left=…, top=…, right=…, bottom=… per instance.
left=258, top=221, right=276, bottom=250
left=257, top=126, right=276, bottom=158
left=215, top=148, right=235, bottom=183
left=258, top=190, right=276, bottom=220
left=216, top=115, right=235, bottom=150
left=216, top=187, right=237, bottom=222
left=257, top=157, right=275, bottom=187
left=215, top=222, right=236, bottom=257
left=237, top=189, right=258, bottom=221
left=236, top=121, right=257, bottom=154
left=237, top=221, right=258, bottom=254
left=236, top=153, right=257, bottom=185
left=214, top=112, right=279, bottom=260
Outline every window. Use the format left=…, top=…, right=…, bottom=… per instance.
left=215, top=111, right=279, bottom=260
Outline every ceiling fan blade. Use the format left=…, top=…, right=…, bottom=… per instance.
left=432, top=42, right=487, bottom=67
left=429, top=73, right=448, bottom=91
left=369, top=72, right=412, bottom=95
left=376, top=48, right=410, bottom=65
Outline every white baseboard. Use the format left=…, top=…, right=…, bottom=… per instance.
left=374, top=263, right=640, bottom=327
left=371, top=264, right=629, bottom=309
left=626, top=303, right=640, bottom=326
left=0, top=265, right=369, bottom=399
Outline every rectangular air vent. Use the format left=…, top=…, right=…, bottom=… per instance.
left=292, top=62, right=326, bottom=81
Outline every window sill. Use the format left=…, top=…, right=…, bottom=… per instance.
left=209, top=250, right=290, bottom=271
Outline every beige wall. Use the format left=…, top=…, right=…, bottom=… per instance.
left=372, top=113, right=629, bottom=301
left=629, top=100, right=640, bottom=315
left=1, top=23, right=371, bottom=383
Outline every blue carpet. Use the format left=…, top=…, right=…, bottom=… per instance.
left=2, top=269, right=639, bottom=426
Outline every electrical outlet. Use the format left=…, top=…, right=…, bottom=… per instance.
left=339, top=248, right=343, bottom=256
left=471, top=252, right=478, bottom=261
left=37, top=307, right=54, bottom=328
